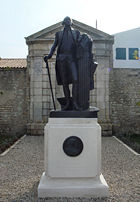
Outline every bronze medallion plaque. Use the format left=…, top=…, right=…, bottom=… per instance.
left=63, top=136, right=83, bottom=157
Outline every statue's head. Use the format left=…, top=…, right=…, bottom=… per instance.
left=62, top=16, right=73, bottom=27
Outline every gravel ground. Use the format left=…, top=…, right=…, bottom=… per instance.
left=0, top=136, right=139, bottom=202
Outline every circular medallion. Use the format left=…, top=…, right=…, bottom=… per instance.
left=63, top=136, right=83, bottom=157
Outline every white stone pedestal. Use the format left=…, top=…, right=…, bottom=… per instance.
left=38, top=117, right=109, bottom=198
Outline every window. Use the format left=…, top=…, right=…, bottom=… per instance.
left=116, top=48, right=126, bottom=60
left=129, top=48, right=139, bottom=60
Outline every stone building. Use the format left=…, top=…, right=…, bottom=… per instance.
left=1, top=20, right=140, bottom=137
left=25, top=19, right=114, bottom=136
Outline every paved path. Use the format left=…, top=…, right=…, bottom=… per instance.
left=0, top=136, right=139, bottom=202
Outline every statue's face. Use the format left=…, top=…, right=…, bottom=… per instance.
left=62, top=17, right=72, bottom=26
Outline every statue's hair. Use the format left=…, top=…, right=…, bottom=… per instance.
left=62, top=16, right=73, bottom=26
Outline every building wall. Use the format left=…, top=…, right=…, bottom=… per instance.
left=0, top=66, right=140, bottom=137
left=0, top=69, right=28, bottom=136
left=110, top=68, right=140, bottom=134
left=113, top=28, right=140, bottom=68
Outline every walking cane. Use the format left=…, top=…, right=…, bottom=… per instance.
left=46, top=61, right=56, bottom=111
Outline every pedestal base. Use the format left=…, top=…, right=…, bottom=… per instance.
left=38, top=111, right=109, bottom=199
left=38, top=172, right=108, bottom=198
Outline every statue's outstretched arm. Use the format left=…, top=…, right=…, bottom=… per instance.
left=44, top=33, right=58, bottom=62
left=48, top=33, right=58, bottom=58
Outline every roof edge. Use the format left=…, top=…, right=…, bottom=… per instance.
left=113, top=27, right=140, bottom=35
left=73, top=19, right=113, bottom=38
left=25, top=21, right=63, bottom=41
left=25, top=19, right=114, bottom=42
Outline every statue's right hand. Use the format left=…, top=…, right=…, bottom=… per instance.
left=44, top=56, right=48, bottom=63
left=44, top=54, right=52, bottom=63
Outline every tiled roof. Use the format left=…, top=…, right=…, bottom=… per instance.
left=0, top=58, right=27, bottom=68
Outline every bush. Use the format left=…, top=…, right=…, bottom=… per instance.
left=0, top=134, right=23, bottom=154
left=116, top=133, right=140, bottom=154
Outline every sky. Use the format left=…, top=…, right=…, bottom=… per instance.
left=0, top=0, right=140, bottom=58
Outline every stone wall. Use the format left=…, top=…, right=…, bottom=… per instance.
left=0, top=69, right=28, bottom=136
left=110, top=68, right=140, bottom=135
left=1, top=66, right=140, bottom=137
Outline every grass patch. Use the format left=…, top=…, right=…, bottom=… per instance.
left=116, top=133, right=140, bottom=154
left=0, top=134, right=23, bottom=154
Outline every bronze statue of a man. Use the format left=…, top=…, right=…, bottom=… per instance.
left=44, top=16, right=80, bottom=110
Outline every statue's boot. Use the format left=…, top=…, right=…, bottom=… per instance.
left=73, top=102, right=82, bottom=111
left=62, top=100, right=70, bottom=110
